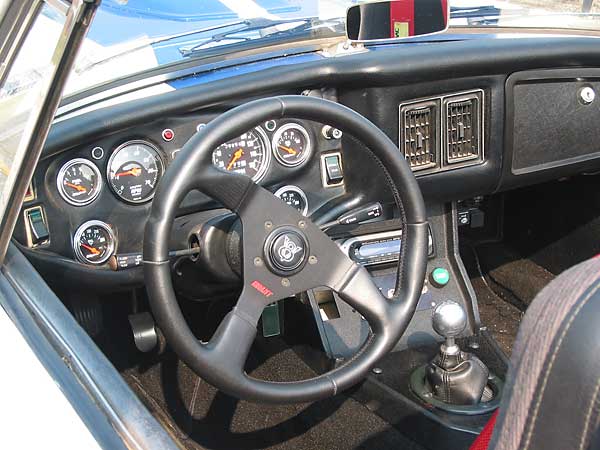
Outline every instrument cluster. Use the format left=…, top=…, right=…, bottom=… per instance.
left=56, top=121, right=318, bottom=207
left=46, top=118, right=345, bottom=267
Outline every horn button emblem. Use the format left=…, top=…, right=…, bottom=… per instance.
left=265, top=227, right=308, bottom=275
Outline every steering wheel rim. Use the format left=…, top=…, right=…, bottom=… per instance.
left=144, top=95, right=428, bottom=404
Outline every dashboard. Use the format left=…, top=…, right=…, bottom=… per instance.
left=15, top=112, right=352, bottom=282
left=14, top=35, right=600, bottom=294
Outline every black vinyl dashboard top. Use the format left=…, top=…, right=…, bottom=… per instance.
left=20, top=35, right=600, bottom=289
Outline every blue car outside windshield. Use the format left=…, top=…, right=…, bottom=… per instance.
left=43, top=0, right=600, bottom=97
left=87, top=0, right=329, bottom=66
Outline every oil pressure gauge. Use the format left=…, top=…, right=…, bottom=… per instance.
left=57, top=158, right=102, bottom=206
left=73, top=220, right=116, bottom=265
left=274, top=185, right=309, bottom=216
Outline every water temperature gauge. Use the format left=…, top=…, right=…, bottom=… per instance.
left=274, top=185, right=309, bottom=216
left=73, top=220, right=116, bottom=265
left=272, top=123, right=311, bottom=167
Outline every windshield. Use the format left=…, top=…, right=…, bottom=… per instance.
left=22, top=1, right=600, bottom=99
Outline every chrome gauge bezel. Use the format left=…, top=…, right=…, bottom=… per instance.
left=272, top=123, right=312, bottom=168
left=56, top=158, right=102, bottom=206
left=274, top=185, right=309, bottom=216
left=212, top=126, right=271, bottom=183
left=73, top=220, right=116, bottom=265
left=250, top=126, right=271, bottom=182
left=107, top=140, right=165, bottom=204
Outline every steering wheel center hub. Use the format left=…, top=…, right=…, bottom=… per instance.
left=264, top=226, right=308, bottom=275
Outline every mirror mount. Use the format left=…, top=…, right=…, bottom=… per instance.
left=346, top=0, right=449, bottom=43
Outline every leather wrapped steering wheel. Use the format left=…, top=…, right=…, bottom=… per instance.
left=144, top=95, right=428, bottom=404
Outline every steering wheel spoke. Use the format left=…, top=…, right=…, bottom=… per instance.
left=207, top=287, right=268, bottom=375
left=330, top=263, right=390, bottom=334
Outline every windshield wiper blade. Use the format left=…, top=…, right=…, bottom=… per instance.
left=76, top=19, right=254, bottom=73
left=178, top=17, right=320, bottom=57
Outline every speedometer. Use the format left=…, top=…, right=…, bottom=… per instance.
left=212, top=127, right=270, bottom=182
left=107, top=141, right=164, bottom=204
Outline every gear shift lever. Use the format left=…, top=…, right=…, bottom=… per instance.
left=425, top=301, right=489, bottom=405
left=432, top=300, right=467, bottom=356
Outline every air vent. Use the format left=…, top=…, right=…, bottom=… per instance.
left=445, top=92, right=483, bottom=164
left=399, top=99, right=439, bottom=171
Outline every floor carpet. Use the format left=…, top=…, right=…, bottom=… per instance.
left=123, top=341, right=425, bottom=450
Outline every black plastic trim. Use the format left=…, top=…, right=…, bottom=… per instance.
left=45, top=37, right=600, bottom=161
left=500, top=67, right=600, bottom=192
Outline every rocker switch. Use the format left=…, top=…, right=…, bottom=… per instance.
left=324, top=154, right=343, bottom=185
left=25, top=206, right=49, bottom=246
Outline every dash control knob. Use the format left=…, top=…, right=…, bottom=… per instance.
left=579, top=86, right=596, bottom=105
left=322, top=125, right=343, bottom=140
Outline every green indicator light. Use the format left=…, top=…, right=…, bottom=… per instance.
left=432, top=267, right=450, bottom=287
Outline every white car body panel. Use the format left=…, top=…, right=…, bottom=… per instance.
left=0, top=306, right=99, bottom=450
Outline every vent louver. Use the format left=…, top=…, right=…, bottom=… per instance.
left=400, top=100, right=439, bottom=171
left=445, top=93, right=482, bottom=164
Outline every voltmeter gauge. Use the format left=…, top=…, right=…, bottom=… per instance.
left=274, top=185, right=309, bottom=216
left=272, top=123, right=312, bottom=167
left=73, top=220, right=116, bottom=265
left=57, top=158, right=102, bottom=206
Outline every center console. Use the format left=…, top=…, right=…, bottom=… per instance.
left=306, top=202, right=479, bottom=360
left=304, top=200, right=505, bottom=449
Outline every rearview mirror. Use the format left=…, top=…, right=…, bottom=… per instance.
left=346, top=0, right=449, bottom=41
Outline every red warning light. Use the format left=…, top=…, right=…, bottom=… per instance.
left=162, top=128, right=174, bottom=141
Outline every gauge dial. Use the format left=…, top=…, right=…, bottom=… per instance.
left=274, top=185, right=309, bottom=216
left=272, top=123, right=312, bottom=167
left=73, top=220, right=115, bottom=265
left=107, top=141, right=164, bottom=204
left=212, top=127, right=270, bottom=182
left=57, top=158, right=102, bottom=206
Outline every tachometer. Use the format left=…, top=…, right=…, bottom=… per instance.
left=107, top=141, right=164, bottom=204
left=57, top=158, right=102, bottom=206
left=212, top=127, right=270, bottom=182
left=73, top=220, right=116, bottom=265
